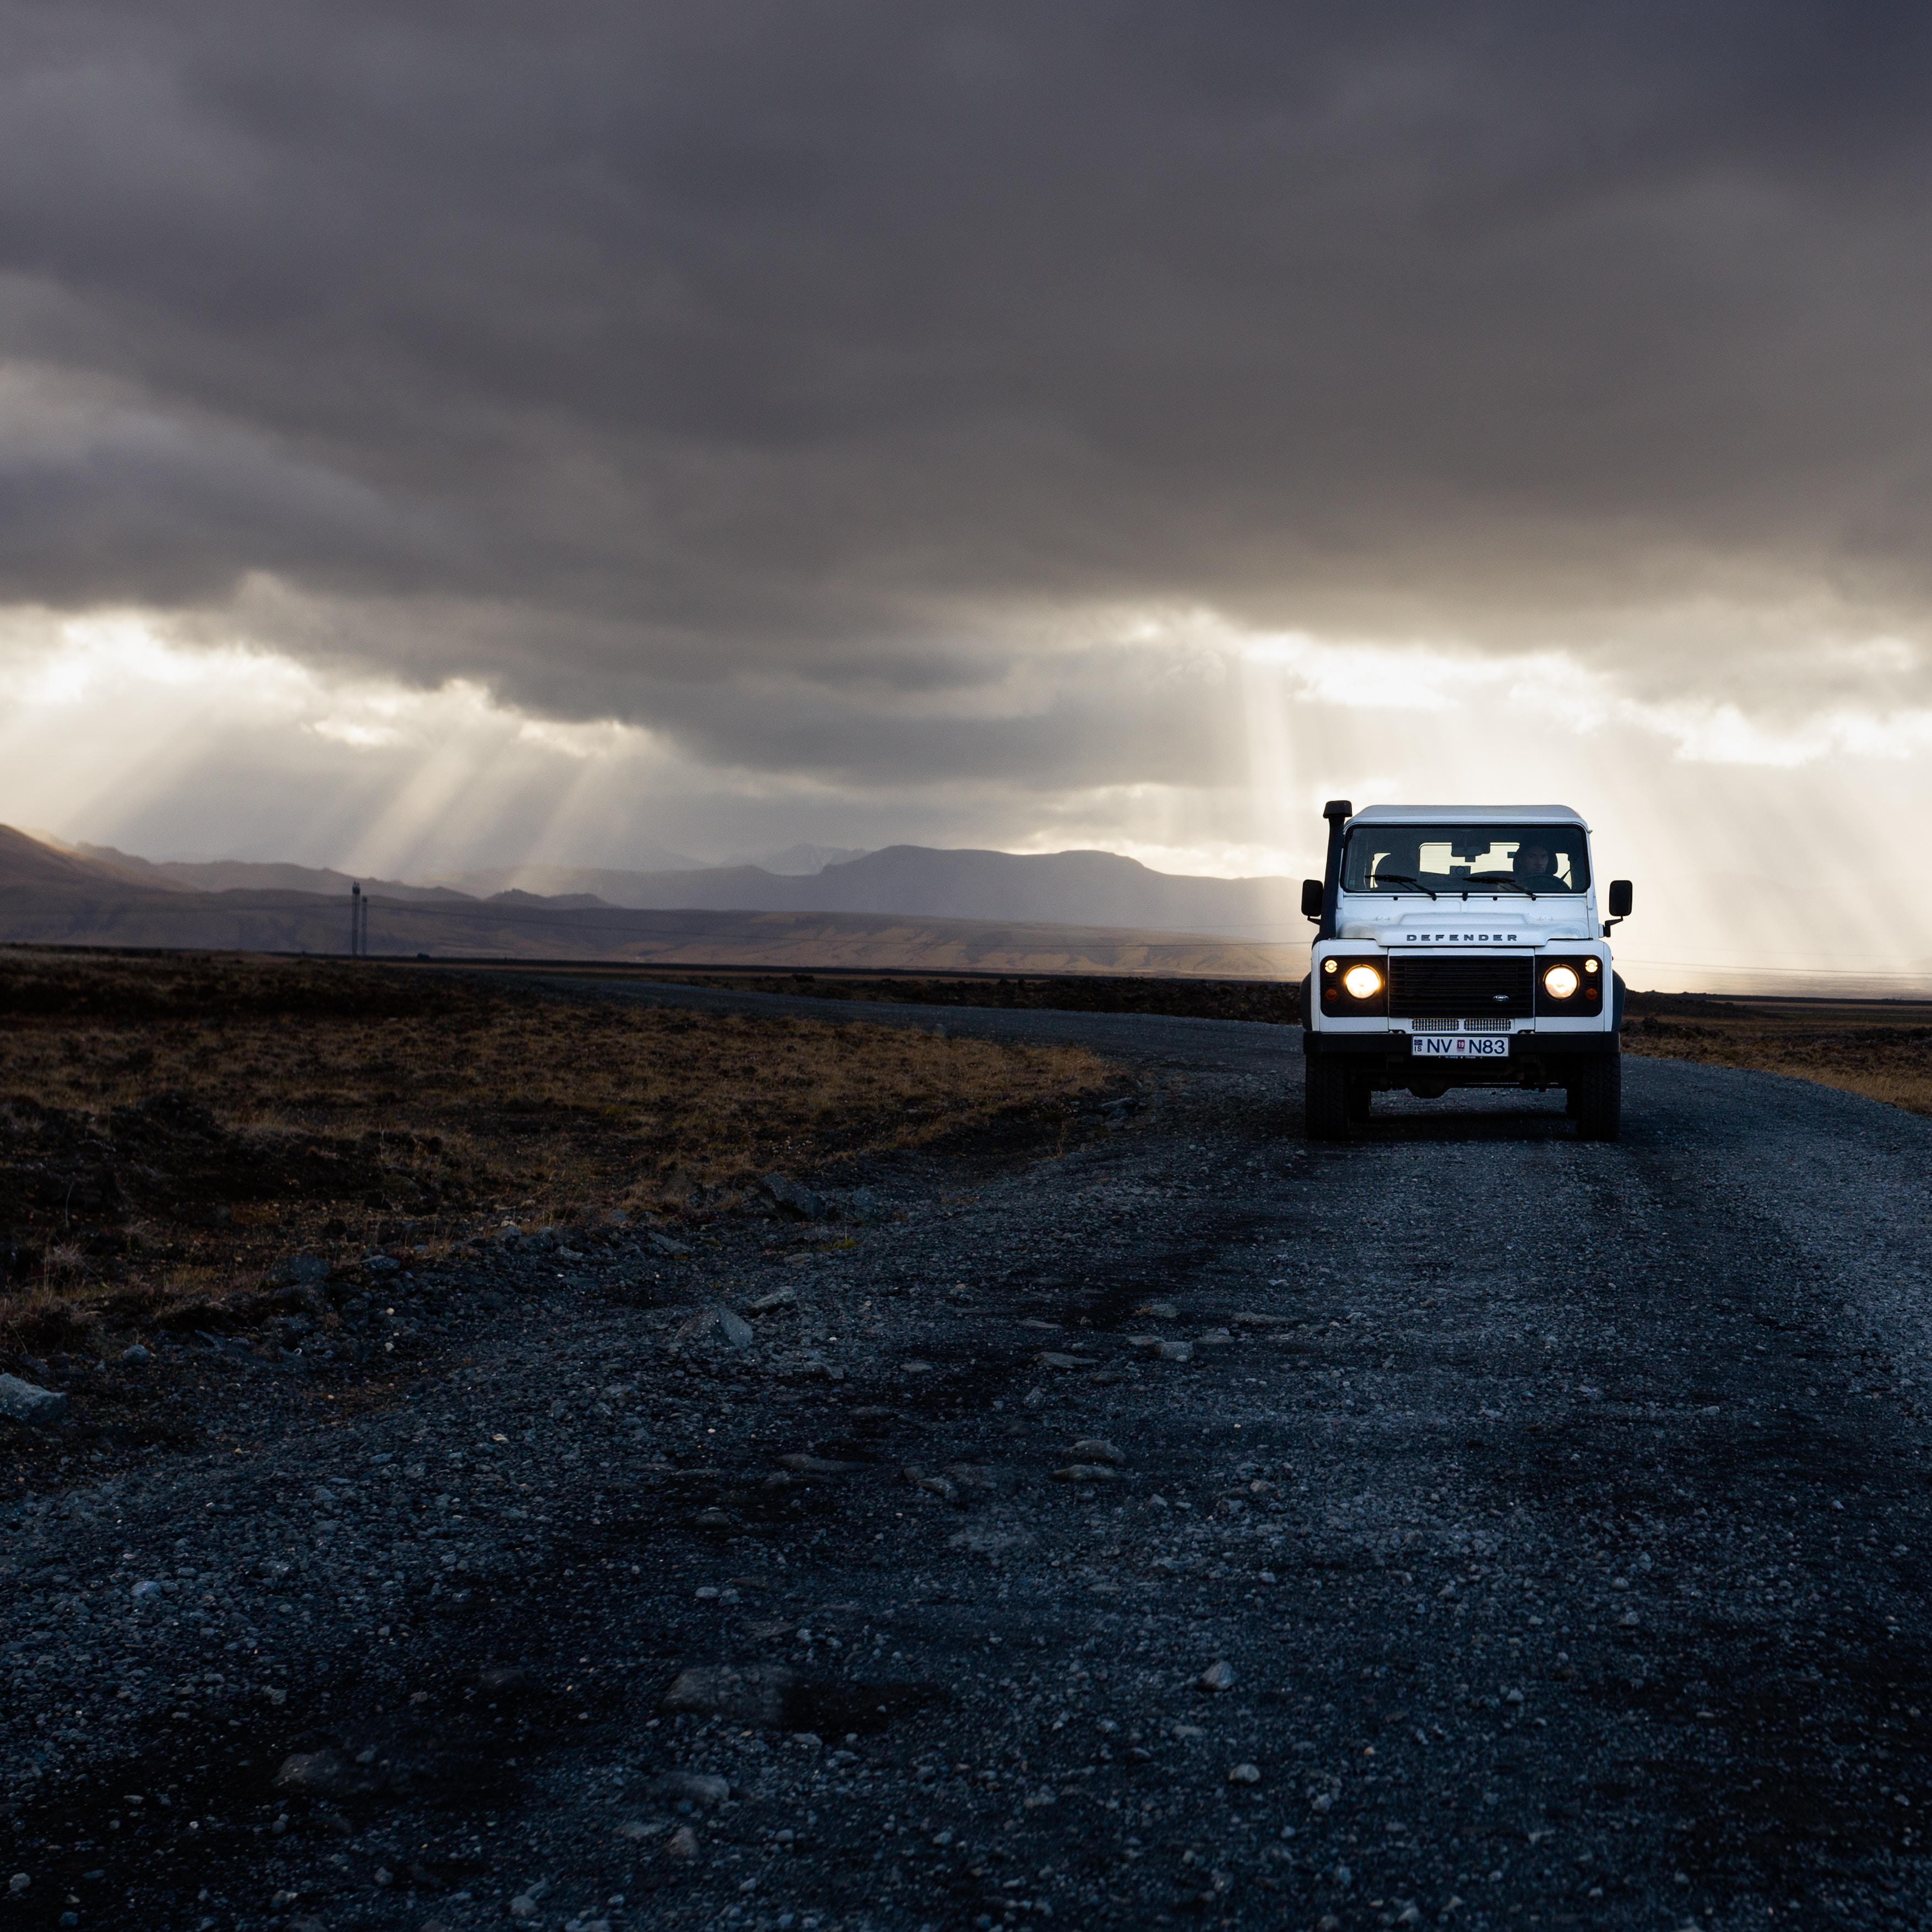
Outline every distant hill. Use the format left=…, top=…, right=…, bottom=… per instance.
left=728, top=843, right=873, bottom=875
left=421, top=851, right=705, bottom=897
left=65, top=846, right=479, bottom=905
left=0, top=825, right=183, bottom=896
left=26, top=834, right=1306, bottom=935
left=483, top=889, right=613, bottom=910
left=17, top=822, right=1932, bottom=989
left=0, top=826, right=1305, bottom=976
left=414, top=845, right=1304, bottom=937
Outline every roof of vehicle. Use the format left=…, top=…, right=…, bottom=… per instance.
left=1347, top=803, right=1589, bottom=830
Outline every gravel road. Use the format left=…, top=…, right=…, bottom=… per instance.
left=7, top=981, right=1932, bottom=1932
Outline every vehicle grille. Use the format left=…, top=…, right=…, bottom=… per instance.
left=1389, top=955, right=1535, bottom=1018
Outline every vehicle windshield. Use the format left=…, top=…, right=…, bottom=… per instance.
left=1341, top=824, right=1590, bottom=895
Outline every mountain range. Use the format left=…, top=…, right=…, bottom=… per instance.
left=0, top=826, right=1306, bottom=977
left=12, top=827, right=1925, bottom=991
left=41, top=835, right=1306, bottom=938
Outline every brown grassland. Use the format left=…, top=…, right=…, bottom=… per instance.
left=9, top=952, right=1927, bottom=1358
left=1622, top=989, right=1932, bottom=1118
left=0, top=949, right=1119, bottom=1350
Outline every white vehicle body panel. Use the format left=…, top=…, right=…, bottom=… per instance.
left=1307, top=803, right=1618, bottom=1061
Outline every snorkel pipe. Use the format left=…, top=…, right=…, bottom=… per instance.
left=1318, top=799, right=1353, bottom=940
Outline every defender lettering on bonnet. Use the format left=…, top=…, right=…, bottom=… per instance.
left=1300, top=801, right=1633, bottom=1144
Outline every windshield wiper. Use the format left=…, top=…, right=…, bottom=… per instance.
left=1466, top=872, right=1537, bottom=899
left=1367, top=872, right=1438, bottom=900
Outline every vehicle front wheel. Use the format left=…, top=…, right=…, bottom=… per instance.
left=1570, top=1055, right=1622, bottom=1141
left=1305, top=1055, right=1350, bottom=1140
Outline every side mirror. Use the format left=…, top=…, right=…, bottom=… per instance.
left=1607, top=879, right=1633, bottom=919
left=1301, top=878, right=1325, bottom=920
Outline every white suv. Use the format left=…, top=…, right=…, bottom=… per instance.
left=1300, top=801, right=1631, bottom=1141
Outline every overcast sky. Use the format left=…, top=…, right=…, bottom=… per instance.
left=2, top=2, right=1930, bottom=981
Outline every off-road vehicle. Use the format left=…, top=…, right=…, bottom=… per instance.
left=1300, top=801, right=1631, bottom=1140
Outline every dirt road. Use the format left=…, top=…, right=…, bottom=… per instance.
left=6, top=981, right=1932, bottom=1932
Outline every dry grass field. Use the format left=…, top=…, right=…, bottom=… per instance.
left=0, top=949, right=1118, bottom=1347
left=14, top=951, right=1926, bottom=1358
left=1622, top=989, right=1932, bottom=1117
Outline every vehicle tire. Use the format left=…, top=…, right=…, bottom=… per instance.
left=1565, top=1085, right=1582, bottom=1118
left=1570, top=1054, right=1621, bottom=1141
left=1346, top=1075, right=1373, bottom=1124
left=1305, top=1056, right=1350, bottom=1140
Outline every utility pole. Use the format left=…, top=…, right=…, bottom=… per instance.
left=351, top=882, right=362, bottom=959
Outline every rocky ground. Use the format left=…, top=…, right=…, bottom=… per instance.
left=6, top=980, right=1932, bottom=1932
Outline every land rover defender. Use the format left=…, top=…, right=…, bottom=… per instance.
left=1300, top=801, right=1631, bottom=1141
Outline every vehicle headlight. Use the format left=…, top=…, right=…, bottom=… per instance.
left=1543, top=964, right=1580, bottom=999
left=1342, top=964, right=1383, bottom=999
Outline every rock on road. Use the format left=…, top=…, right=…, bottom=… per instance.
left=6, top=978, right=1932, bottom=1932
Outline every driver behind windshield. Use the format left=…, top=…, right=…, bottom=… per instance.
left=1512, top=841, right=1557, bottom=886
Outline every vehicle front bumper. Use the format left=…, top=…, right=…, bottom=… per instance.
left=1302, top=1029, right=1618, bottom=1084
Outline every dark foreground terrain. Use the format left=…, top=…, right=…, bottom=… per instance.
left=487, top=967, right=1301, bottom=1028
left=7, top=977, right=1932, bottom=1932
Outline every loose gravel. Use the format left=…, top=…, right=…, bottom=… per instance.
left=6, top=982, right=1932, bottom=1932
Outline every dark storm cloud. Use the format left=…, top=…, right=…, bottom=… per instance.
left=3, top=0, right=1930, bottom=773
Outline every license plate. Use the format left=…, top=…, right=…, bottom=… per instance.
left=1410, top=1034, right=1511, bottom=1059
